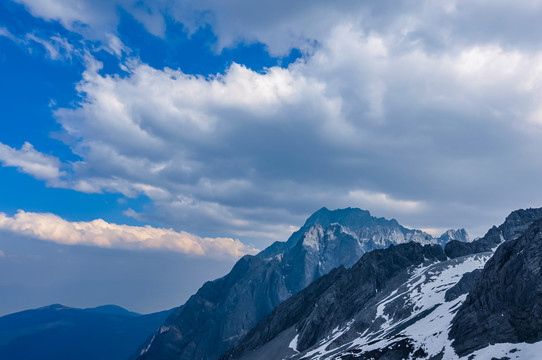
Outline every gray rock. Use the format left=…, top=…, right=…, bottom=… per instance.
left=444, top=269, right=482, bottom=302
left=223, top=242, right=447, bottom=359
left=138, top=207, right=438, bottom=360
left=449, top=218, right=542, bottom=356
left=224, top=208, right=542, bottom=360
left=438, top=228, right=470, bottom=244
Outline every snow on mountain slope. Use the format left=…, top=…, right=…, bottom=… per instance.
left=296, top=252, right=492, bottom=360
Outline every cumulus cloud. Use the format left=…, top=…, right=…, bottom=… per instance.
left=0, top=142, right=66, bottom=185
left=13, top=0, right=542, bottom=55
left=8, top=1, right=542, bottom=240
left=46, top=24, right=542, bottom=235
left=0, top=210, right=257, bottom=257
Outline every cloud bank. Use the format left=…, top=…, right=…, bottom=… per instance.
left=0, top=211, right=257, bottom=257
left=3, top=0, right=542, bottom=241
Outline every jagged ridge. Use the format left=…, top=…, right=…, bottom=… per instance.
left=224, top=207, right=542, bottom=360
left=138, top=207, right=442, bottom=360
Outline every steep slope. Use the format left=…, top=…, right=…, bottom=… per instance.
left=450, top=218, right=542, bottom=356
left=223, top=242, right=449, bottom=360
left=0, top=304, right=172, bottom=360
left=138, top=207, right=438, bottom=360
left=224, top=207, right=542, bottom=360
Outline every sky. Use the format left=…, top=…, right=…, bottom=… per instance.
left=1, top=0, right=542, bottom=315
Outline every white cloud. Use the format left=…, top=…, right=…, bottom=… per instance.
left=8, top=2, right=542, bottom=241
left=0, top=142, right=66, bottom=185
left=25, top=33, right=74, bottom=60
left=5, top=20, right=542, bottom=241
left=348, top=189, right=423, bottom=213
left=0, top=249, right=5, bottom=257
left=14, top=0, right=542, bottom=56
left=0, top=27, right=17, bottom=41
left=0, top=27, right=75, bottom=61
left=0, top=210, right=258, bottom=258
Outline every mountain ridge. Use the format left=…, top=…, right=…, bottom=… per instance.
left=223, top=206, right=542, bottom=360
left=0, top=304, right=172, bottom=360
left=138, top=207, right=449, bottom=360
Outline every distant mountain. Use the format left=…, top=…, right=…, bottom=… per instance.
left=83, top=304, right=141, bottom=317
left=0, top=304, right=172, bottom=360
left=438, top=228, right=470, bottom=243
left=445, top=207, right=542, bottom=258
left=138, top=207, right=444, bottom=360
left=223, top=207, right=542, bottom=360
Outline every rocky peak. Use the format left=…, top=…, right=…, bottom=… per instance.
left=302, top=207, right=403, bottom=233
left=438, top=228, right=470, bottom=243
left=445, top=207, right=542, bottom=258
left=138, top=207, right=444, bottom=360
left=223, top=242, right=448, bottom=360
left=500, top=207, right=542, bottom=241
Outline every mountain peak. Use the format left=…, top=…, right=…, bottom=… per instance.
left=38, top=304, right=70, bottom=311
left=438, top=228, right=470, bottom=243
left=84, top=305, right=140, bottom=317
left=303, top=207, right=405, bottom=231
left=139, top=207, right=438, bottom=360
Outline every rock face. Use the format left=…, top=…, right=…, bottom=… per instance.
left=444, top=207, right=542, bottom=258
left=222, top=207, right=542, bottom=360
left=444, top=269, right=482, bottom=302
left=138, top=207, right=438, bottom=360
left=223, top=242, right=447, bottom=359
left=438, top=228, right=470, bottom=243
left=449, top=218, right=542, bottom=356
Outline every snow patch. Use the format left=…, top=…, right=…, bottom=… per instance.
left=298, top=252, right=492, bottom=359
left=289, top=334, right=299, bottom=352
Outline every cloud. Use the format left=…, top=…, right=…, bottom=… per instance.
left=0, top=249, right=4, bottom=257
left=5, top=20, right=542, bottom=240
left=25, top=33, right=74, bottom=60
left=13, top=0, right=542, bottom=56
left=8, top=1, right=542, bottom=241
left=0, top=142, right=66, bottom=185
left=0, top=210, right=258, bottom=258
left=0, top=27, right=17, bottom=41
left=347, top=190, right=423, bottom=213
left=14, top=0, right=166, bottom=42
left=0, top=27, right=75, bottom=61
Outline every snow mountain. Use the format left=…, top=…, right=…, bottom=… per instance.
left=138, top=207, right=450, bottom=360
left=223, top=207, right=542, bottom=360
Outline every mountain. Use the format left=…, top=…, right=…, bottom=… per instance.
left=438, top=228, right=470, bottom=243
left=0, top=304, right=172, bottom=360
left=445, top=207, right=542, bottom=258
left=223, top=207, right=542, bottom=360
left=450, top=217, right=542, bottom=357
left=138, top=207, right=441, bottom=360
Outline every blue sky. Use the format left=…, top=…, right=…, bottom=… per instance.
left=2, top=0, right=542, bottom=314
